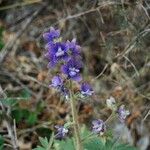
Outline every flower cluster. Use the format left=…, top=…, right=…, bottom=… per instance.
left=117, top=105, right=130, bottom=123
left=43, top=27, right=93, bottom=98
left=49, top=75, right=69, bottom=99
left=106, top=97, right=130, bottom=123
left=55, top=125, right=69, bottom=139
left=92, top=119, right=106, bottom=135
left=43, top=27, right=94, bottom=139
left=43, top=27, right=130, bottom=140
left=81, top=83, right=94, bottom=97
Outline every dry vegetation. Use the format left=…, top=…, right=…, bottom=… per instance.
left=0, top=0, right=150, bottom=149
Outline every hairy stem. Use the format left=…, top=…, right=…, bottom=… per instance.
left=70, top=90, right=83, bottom=150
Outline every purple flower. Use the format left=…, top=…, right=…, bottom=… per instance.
left=43, top=27, right=60, bottom=42
left=55, top=125, right=68, bottom=139
left=50, top=76, right=63, bottom=88
left=61, top=58, right=82, bottom=81
left=117, top=105, right=130, bottom=123
left=46, top=42, right=69, bottom=67
left=81, top=83, right=94, bottom=96
left=67, top=38, right=81, bottom=56
left=92, top=119, right=106, bottom=135
left=50, top=76, right=69, bottom=99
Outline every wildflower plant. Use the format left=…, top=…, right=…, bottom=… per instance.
left=43, top=27, right=87, bottom=150
left=39, top=27, right=136, bottom=150
left=55, top=125, right=69, bottom=140
left=92, top=119, right=106, bottom=135
left=80, top=83, right=94, bottom=97
left=117, top=105, right=130, bottom=123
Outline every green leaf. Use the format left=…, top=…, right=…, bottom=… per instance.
left=33, top=146, right=46, bottom=150
left=0, top=95, right=32, bottom=107
left=39, top=137, right=49, bottom=148
left=20, top=88, right=31, bottom=99
left=11, top=108, right=38, bottom=125
left=33, top=134, right=54, bottom=150
left=11, top=109, right=29, bottom=123
left=0, top=98, right=17, bottom=106
left=104, top=140, right=116, bottom=150
left=33, top=137, right=49, bottom=150
left=84, top=137, right=105, bottom=150
left=80, top=125, right=91, bottom=139
left=26, top=113, right=37, bottom=125
left=114, top=143, right=137, bottom=150
left=54, top=138, right=75, bottom=150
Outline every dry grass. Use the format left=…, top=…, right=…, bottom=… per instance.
left=0, top=0, right=149, bottom=149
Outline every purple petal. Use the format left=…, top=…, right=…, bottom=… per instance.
left=81, top=83, right=94, bottom=96
left=61, top=64, right=68, bottom=74
left=43, top=27, right=60, bottom=42
left=71, top=74, right=82, bottom=82
left=50, top=76, right=63, bottom=88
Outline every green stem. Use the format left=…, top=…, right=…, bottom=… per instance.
left=70, top=90, right=83, bottom=150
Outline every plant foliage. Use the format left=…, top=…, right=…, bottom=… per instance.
left=34, top=127, right=137, bottom=150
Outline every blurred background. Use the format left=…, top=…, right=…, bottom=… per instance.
left=0, top=0, right=150, bottom=149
